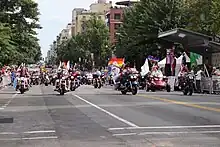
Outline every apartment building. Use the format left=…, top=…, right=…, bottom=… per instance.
left=106, top=7, right=123, bottom=45
left=71, top=8, right=85, bottom=36
left=73, top=0, right=112, bottom=35
left=106, top=0, right=139, bottom=45
left=58, top=23, right=72, bottom=44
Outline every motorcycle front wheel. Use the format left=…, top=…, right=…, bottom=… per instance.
left=132, top=86, right=138, bottom=95
left=20, top=86, right=25, bottom=94
left=188, top=83, right=194, bottom=96
left=121, top=90, right=127, bottom=95
left=183, top=88, right=188, bottom=95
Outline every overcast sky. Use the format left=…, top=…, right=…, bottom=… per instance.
left=35, top=0, right=117, bottom=57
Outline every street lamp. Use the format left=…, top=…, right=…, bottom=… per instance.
left=91, top=53, right=95, bottom=68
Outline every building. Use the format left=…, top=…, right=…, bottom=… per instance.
left=90, top=0, right=112, bottom=13
left=73, top=0, right=112, bottom=34
left=57, top=23, right=72, bottom=45
left=71, top=8, right=85, bottom=36
left=106, top=0, right=139, bottom=46
left=46, top=42, right=57, bottom=63
left=106, top=6, right=123, bottom=45
left=212, top=53, right=220, bottom=67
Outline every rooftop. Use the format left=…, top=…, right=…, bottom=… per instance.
left=115, top=0, right=139, bottom=6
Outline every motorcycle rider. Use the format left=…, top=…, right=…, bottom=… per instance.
left=16, top=64, right=30, bottom=90
left=117, top=63, right=132, bottom=88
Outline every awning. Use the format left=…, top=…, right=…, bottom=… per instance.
left=158, top=28, right=215, bottom=55
left=208, top=41, right=220, bottom=53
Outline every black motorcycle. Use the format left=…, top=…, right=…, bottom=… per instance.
left=108, top=75, right=114, bottom=85
left=93, top=75, right=102, bottom=88
left=70, top=75, right=76, bottom=91
left=116, top=73, right=138, bottom=95
left=182, top=72, right=194, bottom=96
left=31, top=75, right=40, bottom=85
left=139, top=75, right=146, bottom=90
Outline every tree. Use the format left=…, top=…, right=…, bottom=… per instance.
left=55, top=15, right=110, bottom=68
left=186, top=0, right=220, bottom=39
left=83, top=15, right=111, bottom=67
left=115, top=0, right=189, bottom=70
left=0, top=23, right=16, bottom=66
left=0, top=0, right=42, bottom=65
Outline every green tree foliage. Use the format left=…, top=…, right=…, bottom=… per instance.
left=116, top=0, right=189, bottom=69
left=56, top=15, right=110, bottom=68
left=116, top=0, right=220, bottom=70
left=0, top=0, right=42, bottom=66
left=187, top=0, right=220, bottom=38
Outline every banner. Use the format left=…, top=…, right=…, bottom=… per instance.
left=141, top=58, right=150, bottom=76
left=108, top=58, right=124, bottom=68
left=147, top=55, right=160, bottom=62
left=58, top=61, right=70, bottom=70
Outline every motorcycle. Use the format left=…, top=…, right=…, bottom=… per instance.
left=101, top=74, right=106, bottom=85
left=108, top=75, right=114, bottom=86
left=55, top=77, right=68, bottom=95
left=76, top=75, right=81, bottom=87
left=51, top=75, right=57, bottom=86
left=139, top=75, right=146, bottom=90
left=115, top=73, right=138, bottom=95
left=81, top=75, right=87, bottom=85
left=93, top=75, right=102, bottom=88
left=86, top=75, right=93, bottom=85
left=70, top=75, right=76, bottom=91
left=182, top=72, right=194, bottom=96
left=17, top=77, right=29, bottom=94
left=146, top=76, right=171, bottom=92
left=44, top=75, right=50, bottom=86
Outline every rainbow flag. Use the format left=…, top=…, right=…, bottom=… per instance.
left=108, top=58, right=125, bottom=67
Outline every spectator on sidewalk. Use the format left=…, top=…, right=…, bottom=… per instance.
left=195, top=67, right=203, bottom=93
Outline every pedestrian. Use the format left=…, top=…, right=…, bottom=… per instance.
left=195, top=67, right=203, bottom=93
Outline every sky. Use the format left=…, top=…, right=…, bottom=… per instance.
left=35, top=0, right=117, bottom=58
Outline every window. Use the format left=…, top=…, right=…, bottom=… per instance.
left=114, top=13, right=121, bottom=20
left=81, top=22, right=86, bottom=32
left=114, top=24, right=120, bottom=30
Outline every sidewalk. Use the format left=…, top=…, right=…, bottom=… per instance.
left=0, top=76, right=11, bottom=89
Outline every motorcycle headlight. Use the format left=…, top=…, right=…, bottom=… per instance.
left=133, top=75, right=137, bottom=79
left=71, top=76, right=74, bottom=79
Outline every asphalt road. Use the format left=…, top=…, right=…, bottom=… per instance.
left=0, top=84, right=220, bottom=147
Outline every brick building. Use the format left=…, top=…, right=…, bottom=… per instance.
left=106, top=7, right=123, bottom=45
left=106, top=0, right=139, bottom=46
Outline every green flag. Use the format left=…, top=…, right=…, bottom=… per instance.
left=190, top=52, right=202, bottom=66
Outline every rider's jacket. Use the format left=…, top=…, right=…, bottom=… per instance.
left=18, top=67, right=28, bottom=77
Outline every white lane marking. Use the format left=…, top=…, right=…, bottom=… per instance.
left=108, top=125, right=220, bottom=131
left=0, top=130, right=56, bottom=135
left=22, top=136, right=58, bottom=140
left=113, top=131, right=220, bottom=136
left=23, top=130, right=56, bottom=134
left=0, top=136, right=58, bottom=141
left=2, top=92, right=18, bottom=108
left=0, top=107, right=4, bottom=110
left=0, top=132, right=18, bottom=135
left=73, top=94, right=139, bottom=127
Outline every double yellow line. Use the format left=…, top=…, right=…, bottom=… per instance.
left=138, top=94, right=220, bottom=112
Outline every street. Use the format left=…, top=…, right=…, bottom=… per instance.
left=0, top=85, right=220, bottom=147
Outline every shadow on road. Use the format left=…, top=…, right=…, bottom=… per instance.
left=0, top=92, right=18, bottom=95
